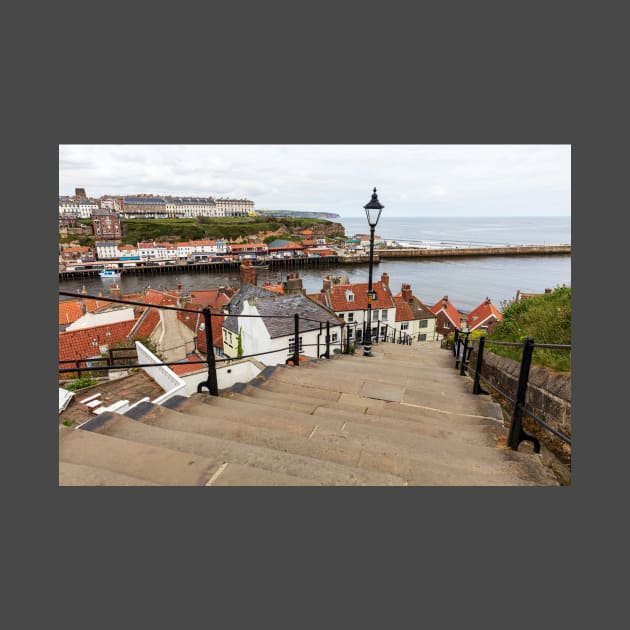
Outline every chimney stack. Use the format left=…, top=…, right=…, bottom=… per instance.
left=322, top=276, right=332, bottom=293
left=401, top=283, right=412, bottom=302
left=381, top=272, right=389, bottom=288
left=284, top=273, right=305, bottom=295
left=485, top=297, right=491, bottom=304
left=442, top=295, right=448, bottom=308
left=239, top=258, right=257, bottom=286
left=545, top=288, right=552, bottom=294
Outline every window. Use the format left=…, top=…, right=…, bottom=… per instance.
left=443, top=321, right=450, bottom=328
left=401, top=322, right=409, bottom=331
left=331, top=332, right=338, bottom=343
left=347, top=313, right=354, bottom=322
left=338, top=313, right=345, bottom=320
left=420, top=319, right=428, bottom=328
left=381, top=310, right=388, bottom=320
left=419, top=334, right=427, bottom=341
left=288, top=336, right=303, bottom=355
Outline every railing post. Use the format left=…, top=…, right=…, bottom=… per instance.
left=325, top=321, right=331, bottom=359
left=452, top=330, right=459, bottom=356
left=376, top=320, right=380, bottom=344
left=472, top=335, right=488, bottom=395
left=459, top=333, right=469, bottom=375
left=507, top=337, right=540, bottom=452
left=197, top=306, right=219, bottom=396
left=293, top=313, right=300, bottom=366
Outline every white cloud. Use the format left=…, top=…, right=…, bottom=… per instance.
left=59, top=144, right=571, bottom=217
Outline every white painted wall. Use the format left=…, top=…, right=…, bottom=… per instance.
left=66, top=307, right=136, bottom=331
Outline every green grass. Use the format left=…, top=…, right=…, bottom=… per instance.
left=485, top=285, right=571, bottom=372
left=118, top=217, right=342, bottom=244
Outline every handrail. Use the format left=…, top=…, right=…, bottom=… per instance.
left=454, top=333, right=571, bottom=453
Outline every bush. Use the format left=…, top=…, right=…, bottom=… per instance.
left=486, top=285, right=571, bottom=372
left=64, top=376, right=96, bottom=391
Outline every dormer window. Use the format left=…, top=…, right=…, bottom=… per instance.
left=345, top=290, right=354, bottom=302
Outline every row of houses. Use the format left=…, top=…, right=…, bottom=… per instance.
left=59, top=195, right=255, bottom=219
left=60, top=234, right=338, bottom=264
left=59, top=263, right=504, bottom=385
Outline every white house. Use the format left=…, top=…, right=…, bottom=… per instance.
left=95, top=240, right=121, bottom=260
left=222, top=284, right=343, bottom=365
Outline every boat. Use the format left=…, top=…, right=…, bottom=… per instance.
left=99, top=269, right=121, bottom=279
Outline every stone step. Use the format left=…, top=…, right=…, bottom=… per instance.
left=165, top=394, right=343, bottom=434
left=265, top=365, right=494, bottom=416
left=322, top=353, right=459, bottom=375
left=59, top=461, right=159, bottom=486
left=59, top=424, right=219, bottom=485
left=125, top=400, right=552, bottom=486
left=194, top=390, right=504, bottom=452
left=121, top=403, right=406, bottom=485
left=199, top=393, right=530, bottom=474
left=207, top=463, right=322, bottom=486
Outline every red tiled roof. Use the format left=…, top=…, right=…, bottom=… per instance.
left=260, top=282, right=284, bottom=294
left=268, top=243, right=304, bottom=251
left=59, top=320, right=136, bottom=369
left=301, top=240, right=316, bottom=246
left=131, top=307, right=161, bottom=339
left=430, top=297, right=462, bottom=329
left=324, top=281, right=394, bottom=312
left=393, top=296, right=415, bottom=322
left=189, top=291, right=231, bottom=310
left=59, top=300, right=84, bottom=325
left=170, top=355, right=206, bottom=376
left=301, top=229, right=313, bottom=236
left=467, top=299, right=503, bottom=331
left=196, top=313, right=225, bottom=353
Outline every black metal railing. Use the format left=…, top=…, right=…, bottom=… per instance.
left=59, top=291, right=352, bottom=396
left=451, top=331, right=571, bottom=454
left=60, top=291, right=434, bottom=400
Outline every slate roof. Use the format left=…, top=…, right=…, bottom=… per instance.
left=223, top=284, right=340, bottom=338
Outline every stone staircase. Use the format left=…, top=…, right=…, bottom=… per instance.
left=58, top=342, right=559, bottom=486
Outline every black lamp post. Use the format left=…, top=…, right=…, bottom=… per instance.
left=363, top=187, right=384, bottom=357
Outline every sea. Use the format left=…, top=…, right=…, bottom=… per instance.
left=58, top=216, right=571, bottom=313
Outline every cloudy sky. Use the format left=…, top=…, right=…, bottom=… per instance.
left=59, top=144, right=570, bottom=218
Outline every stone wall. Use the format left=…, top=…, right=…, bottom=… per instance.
left=469, top=347, right=571, bottom=465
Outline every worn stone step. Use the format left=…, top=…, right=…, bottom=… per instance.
left=308, top=404, right=506, bottom=448
left=207, top=462, right=322, bottom=486
left=265, top=365, right=494, bottom=416
left=59, top=424, right=218, bottom=485
left=197, top=389, right=505, bottom=453
left=201, top=392, right=526, bottom=472
left=121, top=403, right=406, bottom=485
left=59, top=461, right=159, bottom=486
left=126, top=400, right=552, bottom=486
left=167, top=393, right=343, bottom=434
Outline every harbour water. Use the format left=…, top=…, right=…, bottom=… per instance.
left=59, top=216, right=571, bottom=313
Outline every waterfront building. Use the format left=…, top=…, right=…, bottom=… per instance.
left=95, top=240, right=121, bottom=260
